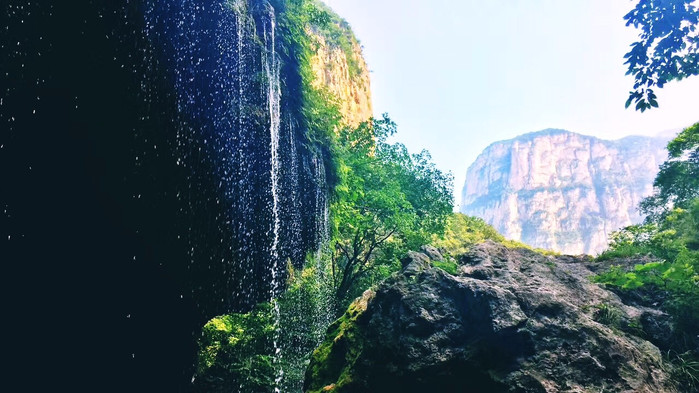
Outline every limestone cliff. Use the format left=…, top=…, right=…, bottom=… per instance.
left=308, top=4, right=372, bottom=127
left=460, top=129, right=669, bottom=255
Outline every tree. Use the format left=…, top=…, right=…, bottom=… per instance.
left=595, top=201, right=699, bottom=349
left=641, top=122, right=699, bottom=221
left=330, top=115, right=453, bottom=308
left=595, top=126, right=699, bottom=390
left=624, top=0, right=699, bottom=111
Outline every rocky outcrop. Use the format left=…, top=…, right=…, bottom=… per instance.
left=305, top=242, right=676, bottom=393
left=308, top=4, right=373, bottom=127
left=461, top=129, right=669, bottom=255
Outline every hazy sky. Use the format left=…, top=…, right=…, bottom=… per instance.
left=320, top=0, right=699, bottom=208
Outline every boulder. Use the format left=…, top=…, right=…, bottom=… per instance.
left=304, top=241, right=676, bottom=393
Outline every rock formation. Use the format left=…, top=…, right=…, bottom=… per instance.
left=305, top=242, right=677, bottom=392
left=309, top=21, right=372, bottom=127
left=1, top=0, right=371, bottom=390
left=461, top=129, right=669, bottom=255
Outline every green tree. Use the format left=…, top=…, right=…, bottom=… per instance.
left=595, top=201, right=699, bottom=331
left=641, top=122, right=699, bottom=221
left=596, top=125, right=699, bottom=390
left=194, top=257, right=337, bottom=393
left=433, top=214, right=505, bottom=256
left=624, top=0, right=699, bottom=111
left=194, top=303, right=277, bottom=393
left=330, top=115, right=453, bottom=308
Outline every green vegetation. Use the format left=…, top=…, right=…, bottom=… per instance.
left=593, top=303, right=622, bottom=328
left=329, top=115, right=453, bottom=308
left=640, top=122, right=699, bottom=222
left=277, top=0, right=363, bottom=87
left=276, top=0, right=342, bottom=146
left=196, top=2, right=453, bottom=391
left=306, top=0, right=363, bottom=79
left=304, top=291, right=373, bottom=393
left=594, top=201, right=699, bottom=331
left=594, top=122, right=699, bottom=391
left=433, top=214, right=505, bottom=256
left=670, top=351, right=699, bottom=392
left=624, top=0, right=699, bottom=111
left=433, top=213, right=560, bottom=258
left=432, top=258, right=460, bottom=275
left=195, top=303, right=277, bottom=393
left=194, top=256, right=335, bottom=393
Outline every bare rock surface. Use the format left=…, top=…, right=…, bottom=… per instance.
left=460, top=129, right=669, bottom=254
left=304, top=241, right=676, bottom=393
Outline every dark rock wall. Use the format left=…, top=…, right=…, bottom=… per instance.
left=2, top=1, right=329, bottom=391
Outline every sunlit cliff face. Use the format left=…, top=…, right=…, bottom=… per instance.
left=461, top=129, right=668, bottom=255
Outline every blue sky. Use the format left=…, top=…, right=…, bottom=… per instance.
left=320, top=0, right=699, bottom=208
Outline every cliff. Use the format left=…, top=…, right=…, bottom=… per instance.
left=0, top=0, right=371, bottom=390
left=305, top=243, right=676, bottom=392
left=460, top=129, right=669, bottom=255
left=308, top=11, right=373, bottom=127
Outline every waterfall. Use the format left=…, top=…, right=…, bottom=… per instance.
left=4, top=0, right=342, bottom=391
left=134, top=1, right=333, bottom=390
left=261, top=8, right=284, bottom=393
left=262, top=10, right=282, bottom=299
left=314, top=155, right=330, bottom=252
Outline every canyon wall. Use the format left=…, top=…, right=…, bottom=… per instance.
left=461, top=129, right=669, bottom=255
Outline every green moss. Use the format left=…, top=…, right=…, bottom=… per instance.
left=305, top=291, right=374, bottom=393
left=433, top=258, right=459, bottom=275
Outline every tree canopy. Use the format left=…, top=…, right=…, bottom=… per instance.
left=624, top=0, right=699, bottom=111
left=640, top=122, right=699, bottom=221
left=330, top=115, right=453, bottom=307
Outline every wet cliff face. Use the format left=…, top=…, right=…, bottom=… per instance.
left=461, top=130, right=669, bottom=255
left=140, top=0, right=331, bottom=317
left=1, top=0, right=369, bottom=390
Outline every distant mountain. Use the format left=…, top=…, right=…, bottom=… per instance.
left=460, top=129, right=670, bottom=255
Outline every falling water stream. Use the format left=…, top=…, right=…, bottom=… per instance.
left=2, top=0, right=335, bottom=392
left=261, top=11, right=285, bottom=392
left=136, top=0, right=332, bottom=390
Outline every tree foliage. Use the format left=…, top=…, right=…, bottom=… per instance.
left=595, top=125, right=699, bottom=390
left=597, top=127, right=699, bottom=326
left=194, top=303, right=277, bottom=393
left=194, top=257, right=336, bottom=393
left=433, top=213, right=560, bottom=261
left=433, top=214, right=505, bottom=256
left=641, top=122, right=699, bottom=221
left=595, top=200, right=699, bottom=338
left=624, top=0, right=699, bottom=111
left=330, top=115, right=453, bottom=308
